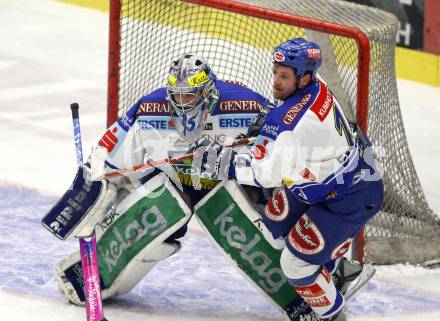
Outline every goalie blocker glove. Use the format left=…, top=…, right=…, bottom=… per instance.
left=41, top=165, right=117, bottom=240
left=188, top=137, right=236, bottom=181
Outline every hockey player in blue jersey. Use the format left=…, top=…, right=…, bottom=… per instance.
left=188, top=38, right=384, bottom=320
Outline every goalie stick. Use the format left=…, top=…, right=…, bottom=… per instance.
left=70, top=103, right=108, bottom=321
left=93, top=136, right=256, bottom=180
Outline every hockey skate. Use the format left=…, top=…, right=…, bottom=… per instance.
left=289, top=260, right=374, bottom=321
left=334, top=259, right=376, bottom=300
left=290, top=310, right=347, bottom=321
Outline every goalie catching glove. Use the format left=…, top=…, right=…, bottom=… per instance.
left=188, top=138, right=236, bottom=181
left=41, top=165, right=117, bottom=240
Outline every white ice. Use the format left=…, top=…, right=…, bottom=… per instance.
left=0, top=1, right=440, bottom=321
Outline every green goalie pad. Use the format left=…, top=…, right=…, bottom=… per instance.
left=194, top=180, right=300, bottom=313
left=56, top=174, right=193, bottom=305
left=95, top=174, right=192, bottom=288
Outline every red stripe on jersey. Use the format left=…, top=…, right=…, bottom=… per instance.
left=310, top=81, right=334, bottom=122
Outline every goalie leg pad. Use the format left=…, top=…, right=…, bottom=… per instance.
left=56, top=173, right=192, bottom=304
left=195, top=180, right=308, bottom=320
left=56, top=240, right=181, bottom=305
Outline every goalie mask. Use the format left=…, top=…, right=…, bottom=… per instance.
left=166, top=54, right=218, bottom=141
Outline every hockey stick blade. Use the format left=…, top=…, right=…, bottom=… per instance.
left=344, top=264, right=376, bottom=300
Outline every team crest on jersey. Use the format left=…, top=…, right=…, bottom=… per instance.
left=265, top=187, right=289, bottom=221
left=288, top=213, right=324, bottom=255
left=283, top=94, right=312, bottom=125
left=331, top=238, right=352, bottom=259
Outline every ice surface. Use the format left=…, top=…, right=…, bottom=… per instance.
left=0, top=1, right=440, bottom=321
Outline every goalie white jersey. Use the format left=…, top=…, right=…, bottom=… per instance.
left=97, top=80, right=268, bottom=201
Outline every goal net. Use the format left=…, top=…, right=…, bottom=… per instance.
left=107, top=0, right=440, bottom=265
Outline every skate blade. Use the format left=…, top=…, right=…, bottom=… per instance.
left=344, top=264, right=376, bottom=300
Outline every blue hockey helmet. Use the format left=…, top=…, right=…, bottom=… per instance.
left=166, top=54, right=218, bottom=140
left=272, top=38, right=322, bottom=78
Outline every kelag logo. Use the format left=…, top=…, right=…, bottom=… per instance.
left=219, top=117, right=253, bottom=128
left=195, top=185, right=300, bottom=309
left=213, top=203, right=287, bottom=294
left=97, top=187, right=188, bottom=287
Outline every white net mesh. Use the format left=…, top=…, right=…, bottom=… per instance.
left=108, top=0, right=440, bottom=264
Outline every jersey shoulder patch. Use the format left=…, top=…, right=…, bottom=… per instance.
left=309, top=80, right=334, bottom=122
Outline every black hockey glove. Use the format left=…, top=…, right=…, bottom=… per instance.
left=246, top=102, right=276, bottom=138
left=188, top=138, right=236, bottom=181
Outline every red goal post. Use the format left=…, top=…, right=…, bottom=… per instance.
left=107, top=0, right=440, bottom=265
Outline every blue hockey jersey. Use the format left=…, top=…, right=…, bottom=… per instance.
left=235, top=79, right=366, bottom=205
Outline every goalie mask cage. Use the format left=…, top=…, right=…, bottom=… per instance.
left=107, top=0, right=440, bottom=265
